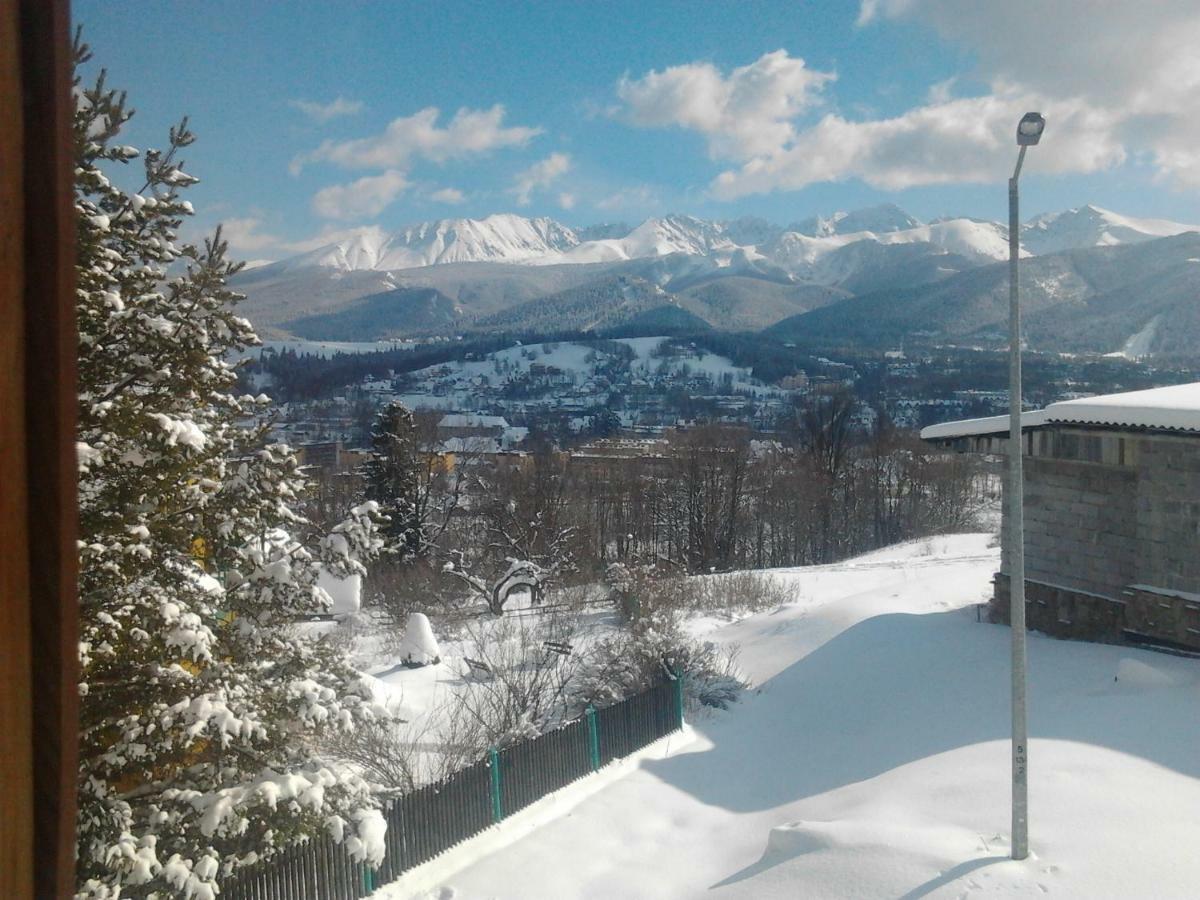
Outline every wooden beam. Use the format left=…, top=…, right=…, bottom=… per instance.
left=0, top=0, right=35, bottom=895
left=17, top=0, right=80, bottom=895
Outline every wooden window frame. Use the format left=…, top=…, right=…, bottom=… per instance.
left=1, top=1, right=80, bottom=897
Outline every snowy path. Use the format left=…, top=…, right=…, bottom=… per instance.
left=378, top=535, right=1200, bottom=899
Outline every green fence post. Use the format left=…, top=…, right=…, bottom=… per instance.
left=488, top=748, right=504, bottom=823
left=362, top=865, right=375, bottom=895
left=585, top=705, right=601, bottom=770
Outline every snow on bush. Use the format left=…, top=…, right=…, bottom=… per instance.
left=575, top=603, right=746, bottom=712
left=397, top=612, right=442, bottom=666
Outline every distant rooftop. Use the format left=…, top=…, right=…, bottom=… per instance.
left=921, top=382, right=1200, bottom=441
left=920, top=412, right=1046, bottom=441
left=438, top=414, right=509, bottom=429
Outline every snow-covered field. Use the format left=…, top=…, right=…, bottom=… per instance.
left=375, top=534, right=1200, bottom=899
left=392, top=336, right=779, bottom=413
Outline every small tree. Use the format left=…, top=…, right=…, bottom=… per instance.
left=363, top=401, right=422, bottom=557
left=73, top=37, right=385, bottom=899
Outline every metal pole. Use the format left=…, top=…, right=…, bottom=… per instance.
left=1008, top=145, right=1029, bottom=861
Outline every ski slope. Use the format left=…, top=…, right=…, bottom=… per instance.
left=377, top=534, right=1200, bottom=899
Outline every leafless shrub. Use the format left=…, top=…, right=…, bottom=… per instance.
left=609, top=562, right=791, bottom=620
left=690, top=570, right=793, bottom=615
left=324, top=715, right=422, bottom=795
left=325, top=687, right=497, bottom=794
left=449, top=613, right=581, bottom=747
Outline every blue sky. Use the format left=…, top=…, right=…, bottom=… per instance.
left=75, top=1, right=1200, bottom=260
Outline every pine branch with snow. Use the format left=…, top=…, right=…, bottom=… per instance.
left=73, top=36, right=385, bottom=899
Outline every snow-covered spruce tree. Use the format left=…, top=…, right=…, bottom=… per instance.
left=363, top=401, right=422, bottom=558
left=73, top=39, right=387, bottom=899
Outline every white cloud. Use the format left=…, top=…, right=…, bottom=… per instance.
left=220, top=216, right=284, bottom=253
left=289, top=96, right=364, bottom=123
left=856, top=1, right=1200, bottom=188
left=617, top=50, right=835, bottom=160
left=312, top=170, right=409, bottom=220
left=430, top=187, right=466, bottom=204
left=510, top=152, right=572, bottom=206
left=596, top=184, right=660, bottom=212
left=712, top=90, right=1125, bottom=198
left=925, top=76, right=956, bottom=105
left=614, top=9, right=1200, bottom=197
left=218, top=218, right=391, bottom=260
left=292, top=105, right=541, bottom=174
left=558, top=192, right=576, bottom=210
left=282, top=224, right=388, bottom=254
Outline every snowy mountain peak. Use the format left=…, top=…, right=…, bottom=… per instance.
left=791, top=204, right=922, bottom=238
left=628, top=215, right=734, bottom=255
left=269, top=214, right=580, bottom=275
left=1022, top=205, right=1199, bottom=255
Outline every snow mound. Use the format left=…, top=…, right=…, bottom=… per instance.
left=762, top=816, right=985, bottom=865
left=1115, top=657, right=1181, bottom=689
left=397, top=613, right=442, bottom=667
left=732, top=815, right=1013, bottom=899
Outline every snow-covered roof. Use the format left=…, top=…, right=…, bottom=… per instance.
left=438, top=437, right=501, bottom=455
left=920, top=411, right=1046, bottom=441
left=921, top=382, right=1200, bottom=441
left=438, top=414, right=509, bottom=429
left=1042, top=383, right=1200, bottom=433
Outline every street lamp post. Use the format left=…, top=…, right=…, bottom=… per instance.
left=1008, top=110, right=1044, bottom=862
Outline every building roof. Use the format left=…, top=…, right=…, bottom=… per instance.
left=921, top=382, right=1200, bottom=441
left=920, top=411, right=1046, bottom=440
left=438, top=436, right=501, bottom=455
left=1044, top=382, right=1200, bottom=433
left=438, top=414, right=509, bottom=429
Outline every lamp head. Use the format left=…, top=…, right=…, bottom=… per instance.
left=1017, top=112, right=1045, bottom=147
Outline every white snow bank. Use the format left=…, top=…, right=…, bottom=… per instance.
left=1115, top=656, right=1184, bottom=689
left=374, top=725, right=698, bottom=900
left=399, top=534, right=1200, bottom=900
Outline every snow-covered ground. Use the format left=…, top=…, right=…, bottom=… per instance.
left=375, top=534, right=1200, bottom=899
left=393, top=336, right=781, bottom=412
left=348, top=587, right=619, bottom=776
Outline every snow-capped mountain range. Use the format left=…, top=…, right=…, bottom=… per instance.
left=236, top=203, right=1200, bottom=354
left=257, top=203, right=1199, bottom=281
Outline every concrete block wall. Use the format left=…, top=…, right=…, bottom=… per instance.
left=1000, top=455, right=1137, bottom=600
left=993, top=430, right=1200, bottom=649
left=1131, top=437, right=1200, bottom=594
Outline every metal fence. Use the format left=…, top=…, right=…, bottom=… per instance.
left=221, top=677, right=683, bottom=900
